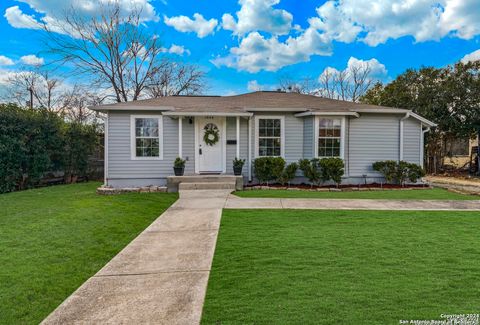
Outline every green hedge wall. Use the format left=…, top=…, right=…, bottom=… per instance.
left=0, top=103, right=100, bottom=193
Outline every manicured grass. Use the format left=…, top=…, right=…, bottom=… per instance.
left=234, top=187, right=478, bottom=200
left=0, top=182, right=177, bottom=325
left=202, top=209, right=480, bottom=324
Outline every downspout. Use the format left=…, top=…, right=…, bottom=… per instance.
left=399, top=112, right=410, bottom=161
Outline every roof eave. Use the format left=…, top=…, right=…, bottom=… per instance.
left=162, top=111, right=253, bottom=117
left=88, top=105, right=175, bottom=112
left=294, top=111, right=360, bottom=117
left=409, top=112, right=437, bottom=127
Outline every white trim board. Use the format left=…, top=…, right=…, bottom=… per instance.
left=130, top=114, right=164, bottom=161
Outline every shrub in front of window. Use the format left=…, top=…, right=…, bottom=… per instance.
left=278, top=162, right=298, bottom=186
left=299, top=158, right=321, bottom=187
left=253, top=157, right=285, bottom=184
left=372, top=160, right=398, bottom=183
left=319, top=158, right=344, bottom=186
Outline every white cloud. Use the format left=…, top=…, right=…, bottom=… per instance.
left=4, top=6, right=41, bottom=29
left=212, top=28, right=332, bottom=73
left=0, top=55, right=14, bottom=66
left=161, top=44, right=190, bottom=56
left=222, top=0, right=293, bottom=36
left=5, top=1, right=158, bottom=34
left=20, top=54, right=44, bottom=66
left=346, top=57, right=387, bottom=77
left=319, top=56, right=388, bottom=81
left=164, top=13, right=218, bottom=38
left=440, top=0, right=480, bottom=39
left=312, top=0, right=480, bottom=46
left=461, top=49, right=480, bottom=63
left=247, top=80, right=262, bottom=91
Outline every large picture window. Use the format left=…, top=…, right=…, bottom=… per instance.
left=318, top=118, right=342, bottom=158
left=131, top=115, right=163, bottom=159
left=255, top=116, right=284, bottom=157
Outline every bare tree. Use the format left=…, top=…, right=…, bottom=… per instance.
left=58, top=85, right=105, bottom=124
left=2, top=67, right=63, bottom=110
left=43, top=2, right=164, bottom=102
left=146, top=61, right=206, bottom=97
left=281, top=62, right=375, bottom=102
left=277, top=75, right=321, bottom=95
left=348, top=64, right=373, bottom=102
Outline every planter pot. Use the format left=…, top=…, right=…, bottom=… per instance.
left=233, top=166, right=243, bottom=176
left=173, top=166, right=185, bottom=176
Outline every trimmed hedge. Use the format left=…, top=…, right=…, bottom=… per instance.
left=0, top=104, right=100, bottom=193
left=299, top=158, right=345, bottom=186
left=253, top=157, right=286, bottom=184
left=373, top=160, right=425, bottom=185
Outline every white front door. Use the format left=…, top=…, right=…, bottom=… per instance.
left=196, top=117, right=225, bottom=173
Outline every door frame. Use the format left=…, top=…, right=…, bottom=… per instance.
left=194, top=116, right=227, bottom=174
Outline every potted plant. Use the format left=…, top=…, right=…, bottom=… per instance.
left=173, top=157, right=186, bottom=176
left=233, top=157, right=245, bottom=176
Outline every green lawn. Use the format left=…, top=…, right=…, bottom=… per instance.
left=202, top=209, right=480, bottom=325
left=234, top=187, right=478, bottom=200
left=0, top=182, right=177, bottom=325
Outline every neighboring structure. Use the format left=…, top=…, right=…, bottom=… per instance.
left=91, top=91, right=436, bottom=187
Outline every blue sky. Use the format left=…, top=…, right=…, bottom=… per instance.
left=0, top=0, right=479, bottom=95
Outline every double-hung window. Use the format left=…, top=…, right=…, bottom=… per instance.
left=317, top=118, right=342, bottom=158
left=131, top=115, right=163, bottom=159
left=255, top=116, right=284, bottom=157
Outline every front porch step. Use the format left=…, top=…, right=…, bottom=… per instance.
left=178, top=182, right=236, bottom=190
left=167, top=175, right=243, bottom=192
left=172, top=175, right=238, bottom=183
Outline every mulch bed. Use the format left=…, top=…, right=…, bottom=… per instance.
left=244, top=183, right=432, bottom=191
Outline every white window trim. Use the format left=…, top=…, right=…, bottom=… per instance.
left=130, top=114, right=163, bottom=160
left=254, top=115, right=285, bottom=158
left=314, top=116, right=346, bottom=159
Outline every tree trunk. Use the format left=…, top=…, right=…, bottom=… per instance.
left=477, top=128, right=480, bottom=176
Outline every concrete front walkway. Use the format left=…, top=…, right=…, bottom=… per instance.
left=42, top=190, right=480, bottom=324
left=42, top=190, right=230, bottom=325
left=225, top=196, right=480, bottom=211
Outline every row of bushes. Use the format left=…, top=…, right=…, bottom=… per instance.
left=252, top=157, right=425, bottom=186
left=373, top=160, right=425, bottom=185
left=253, top=157, right=345, bottom=186
left=0, top=103, right=100, bottom=193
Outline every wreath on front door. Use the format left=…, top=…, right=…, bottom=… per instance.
left=203, top=123, right=219, bottom=146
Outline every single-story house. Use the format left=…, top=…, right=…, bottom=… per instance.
left=91, top=91, right=436, bottom=188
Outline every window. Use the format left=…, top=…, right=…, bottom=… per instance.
left=131, top=115, right=163, bottom=159
left=255, top=116, right=284, bottom=157
left=318, top=118, right=342, bottom=158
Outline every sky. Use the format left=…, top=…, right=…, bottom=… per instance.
left=0, top=0, right=479, bottom=96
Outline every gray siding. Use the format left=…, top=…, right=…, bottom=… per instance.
left=348, top=114, right=401, bottom=176
left=182, top=118, right=195, bottom=174
left=108, top=111, right=180, bottom=180
left=403, top=118, right=421, bottom=164
left=225, top=117, right=250, bottom=175
left=303, top=116, right=314, bottom=158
